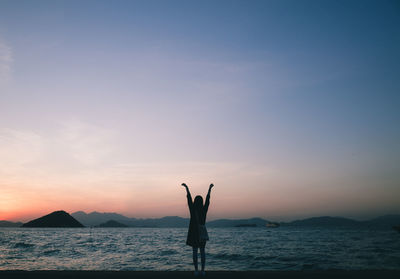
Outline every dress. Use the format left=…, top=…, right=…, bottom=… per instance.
left=186, top=192, right=210, bottom=248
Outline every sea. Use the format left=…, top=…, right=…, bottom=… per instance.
left=0, top=227, right=399, bottom=270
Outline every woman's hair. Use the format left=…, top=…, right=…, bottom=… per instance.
left=193, top=195, right=204, bottom=212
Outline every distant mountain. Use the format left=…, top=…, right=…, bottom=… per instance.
left=72, top=211, right=134, bottom=227
left=363, top=215, right=400, bottom=229
left=281, top=215, right=400, bottom=229
left=97, top=220, right=128, bottom=227
left=72, top=211, right=189, bottom=227
left=22, top=210, right=84, bottom=227
left=35, top=211, right=400, bottom=229
left=207, top=218, right=268, bottom=227
left=72, top=212, right=267, bottom=227
left=284, top=216, right=360, bottom=227
left=0, top=220, right=22, bottom=227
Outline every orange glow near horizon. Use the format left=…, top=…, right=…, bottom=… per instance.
left=2, top=175, right=400, bottom=223
left=1, top=126, right=399, bottom=223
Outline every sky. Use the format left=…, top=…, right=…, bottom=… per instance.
left=0, top=0, right=399, bottom=222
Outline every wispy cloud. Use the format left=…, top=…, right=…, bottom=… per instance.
left=0, top=122, right=280, bottom=218
left=1, top=120, right=398, bottom=220
left=0, top=120, right=117, bottom=176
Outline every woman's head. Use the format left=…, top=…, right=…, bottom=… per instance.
left=194, top=195, right=203, bottom=211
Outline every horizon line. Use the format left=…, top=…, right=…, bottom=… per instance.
left=3, top=210, right=400, bottom=224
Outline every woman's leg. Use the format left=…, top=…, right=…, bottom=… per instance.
left=200, top=247, right=206, bottom=271
left=192, top=247, right=199, bottom=271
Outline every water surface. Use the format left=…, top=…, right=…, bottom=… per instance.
left=1, top=227, right=399, bottom=270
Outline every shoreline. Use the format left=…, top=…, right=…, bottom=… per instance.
left=1, top=270, right=399, bottom=279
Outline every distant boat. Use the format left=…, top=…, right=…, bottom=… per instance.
left=235, top=224, right=257, bottom=227
left=393, top=225, right=400, bottom=233
left=266, top=222, right=280, bottom=228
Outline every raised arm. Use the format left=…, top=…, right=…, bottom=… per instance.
left=204, top=183, right=213, bottom=212
left=181, top=183, right=193, bottom=208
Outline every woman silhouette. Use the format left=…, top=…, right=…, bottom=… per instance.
left=181, top=183, right=214, bottom=276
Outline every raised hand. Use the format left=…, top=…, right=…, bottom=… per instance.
left=181, top=183, right=188, bottom=188
left=209, top=183, right=214, bottom=189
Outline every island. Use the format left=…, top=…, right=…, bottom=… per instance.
left=97, top=220, right=128, bottom=227
left=22, top=210, right=84, bottom=227
left=0, top=221, right=22, bottom=227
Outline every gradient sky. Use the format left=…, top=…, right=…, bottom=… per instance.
left=0, top=0, right=399, bottom=222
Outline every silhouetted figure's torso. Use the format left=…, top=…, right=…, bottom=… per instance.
left=186, top=193, right=210, bottom=248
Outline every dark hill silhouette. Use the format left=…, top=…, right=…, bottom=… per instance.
left=0, top=220, right=22, bottom=227
left=283, top=216, right=360, bottom=227
left=282, top=215, right=400, bottom=228
left=97, top=220, right=128, bottom=227
left=22, top=210, right=84, bottom=227
left=363, top=215, right=400, bottom=229
left=72, top=211, right=134, bottom=227
left=48, top=211, right=400, bottom=229
left=72, top=211, right=189, bottom=227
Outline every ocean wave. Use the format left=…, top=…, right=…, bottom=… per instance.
left=43, top=249, right=60, bottom=255
left=212, top=252, right=253, bottom=261
left=254, top=255, right=276, bottom=261
left=276, top=256, right=303, bottom=262
left=14, top=242, right=34, bottom=249
left=6, top=255, right=24, bottom=259
left=1, top=227, right=400, bottom=270
left=160, top=249, right=178, bottom=256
